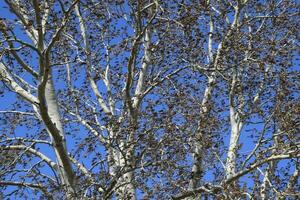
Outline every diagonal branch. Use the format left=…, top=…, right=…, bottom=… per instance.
left=4, top=0, right=38, bottom=43
left=225, top=151, right=300, bottom=185
left=0, top=20, right=38, bottom=78
left=124, top=2, right=158, bottom=115
left=75, top=2, right=111, bottom=115
left=0, top=62, right=39, bottom=105
left=45, top=0, right=79, bottom=55
left=142, top=67, right=188, bottom=99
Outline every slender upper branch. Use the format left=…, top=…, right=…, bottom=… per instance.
left=0, top=20, right=39, bottom=78
left=4, top=0, right=38, bottom=43
left=124, top=2, right=158, bottom=115
left=75, top=2, right=111, bottom=115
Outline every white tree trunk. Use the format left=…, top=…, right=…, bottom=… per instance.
left=226, top=106, right=243, bottom=179
left=225, top=68, right=244, bottom=179
left=189, top=76, right=215, bottom=190
left=42, top=74, right=77, bottom=197
left=188, top=14, right=216, bottom=191
left=115, top=143, right=136, bottom=200
left=260, top=168, right=269, bottom=200
left=107, top=129, right=136, bottom=200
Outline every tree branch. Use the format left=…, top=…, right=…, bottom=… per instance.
left=0, top=145, right=57, bottom=170
left=0, top=62, right=39, bottom=105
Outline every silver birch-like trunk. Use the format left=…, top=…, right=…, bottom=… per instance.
left=226, top=106, right=243, bottom=179
left=225, top=66, right=243, bottom=179
left=40, top=73, right=77, bottom=197
left=189, top=76, right=215, bottom=191
left=107, top=129, right=136, bottom=200
left=115, top=142, right=136, bottom=200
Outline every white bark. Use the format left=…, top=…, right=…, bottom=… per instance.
left=28, top=1, right=79, bottom=195
left=109, top=6, right=155, bottom=199
left=4, top=0, right=38, bottom=43
left=0, top=63, right=39, bottom=105
left=226, top=106, right=243, bottom=178
left=0, top=145, right=57, bottom=169
left=189, top=76, right=215, bottom=190
left=222, top=3, right=243, bottom=180
left=188, top=1, right=243, bottom=188
left=224, top=150, right=300, bottom=185
left=175, top=148, right=300, bottom=200
left=114, top=141, right=136, bottom=200
left=260, top=168, right=269, bottom=200
left=188, top=13, right=216, bottom=191
left=43, top=76, right=77, bottom=196
left=105, top=128, right=136, bottom=200
left=133, top=28, right=151, bottom=109
left=34, top=59, right=77, bottom=197
left=112, top=28, right=153, bottom=200
left=75, top=3, right=138, bottom=199
left=2, top=0, right=297, bottom=199
left=225, top=69, right=244, bottom=179
left=0, top=181, right=53, bottom=199
left=2, top=3, right=79, bottom=195
left=75, top=4, right=111, bottom=115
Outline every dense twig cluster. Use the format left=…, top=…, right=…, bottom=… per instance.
left=0, top=0, right=299, bottom=199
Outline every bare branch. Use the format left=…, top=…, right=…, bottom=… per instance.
left=0, top=145, right=57, bottom=169
left=0, top=181, right=53, bottom=199
left=75, top=2, right=111, bottom=115
left=225, top=151, right=300, bottom=185
left=4, top=0, right=38, bottom=43
left=0, top=62, right=39, bottom=105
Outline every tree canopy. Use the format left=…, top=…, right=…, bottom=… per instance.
left=0, top=0, right=299, bottom=199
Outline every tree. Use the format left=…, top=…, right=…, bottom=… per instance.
left=0, top=0, right=299, bottom=199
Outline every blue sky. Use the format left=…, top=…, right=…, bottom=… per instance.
left=0, top=1, right=299, bottom=199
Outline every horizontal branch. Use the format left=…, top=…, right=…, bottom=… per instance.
left=0, top=145, right=57, bottom=170
left=0, top=110, right=35, bottom=116
left=172, top=184, right=223, bottom=200
left=0, top=181, right=53, bottom=199
left=0, top=181, right=44, bottom=189
left=0, top=137, right=51, bottom=145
